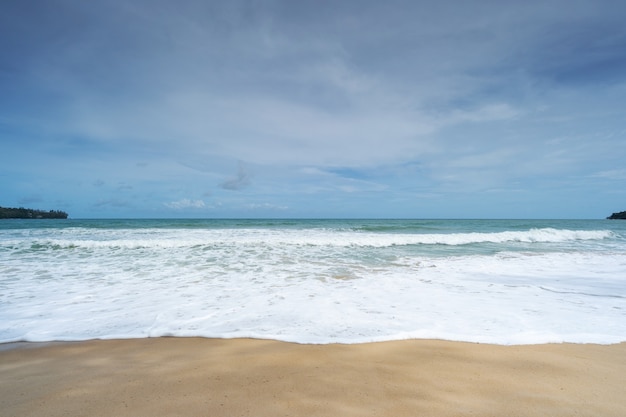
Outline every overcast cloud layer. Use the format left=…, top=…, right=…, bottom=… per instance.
left=1, top=0, right=625, bottom=218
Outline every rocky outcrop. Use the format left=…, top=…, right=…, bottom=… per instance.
left=607, top=211, right=626, bottom=220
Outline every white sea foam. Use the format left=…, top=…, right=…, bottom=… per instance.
left=1, top=227, right=615, bottom=250
left=1, top=220, right=625, bottom=345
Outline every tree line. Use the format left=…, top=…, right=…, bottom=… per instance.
left=0, top=206, right=69, bottom=219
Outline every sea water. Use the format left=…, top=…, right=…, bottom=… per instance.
left=1, top=219, right=625, bottom=345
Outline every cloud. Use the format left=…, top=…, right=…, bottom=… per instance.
left=447, top=103, right=520, bottom=124
left=164, top=199, right=206, bottom=209
left=93, top=199, right=131, bottom=208
left=2, top=1, right=626, bottom=218
left=116, top=183, right=133, bottom=191
left=0, top=1, right=529, bottom=169
left=8, top=0, right=622, bottom=174
left=221, top=163, right=252, bottom=190
left=591, top=169, right=626, bottom=181
left=247, top=203, right=288, bottom=211
left=18, top=196, right=43, bottom=205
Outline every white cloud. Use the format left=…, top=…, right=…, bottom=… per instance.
left=591, top=169, right=626, bottom=181
left=164, top=199, right=206, bottom=209
left=446, top=103, right=521, bottom=124
left=247, top=203, right=288, bottom=211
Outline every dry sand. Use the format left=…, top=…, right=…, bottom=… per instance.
left=1, top=337, right=625, bottom=417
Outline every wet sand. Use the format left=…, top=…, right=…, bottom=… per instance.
left=1, top=338, right=625, bottom=416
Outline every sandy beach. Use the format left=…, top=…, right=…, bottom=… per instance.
left=1, top=338, right=625, bottom=416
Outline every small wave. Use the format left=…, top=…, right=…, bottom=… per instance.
left=423, top=228, right=615, bottom=246
left=539, top=286, right=625, bottom=299
left=1, top=227, right=614, bottom=251
left=261, top=228, right=615, bottom=247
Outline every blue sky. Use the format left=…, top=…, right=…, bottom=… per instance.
left=1, top=0, right=625, bottom=218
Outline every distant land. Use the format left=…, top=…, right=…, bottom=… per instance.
left=607, top=211, right=626, bottom=220
left=0, top=206, right=68, bottom=219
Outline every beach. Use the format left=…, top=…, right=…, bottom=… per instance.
left=2, top=220, right=625, bottom=415
left=2, top=338, right=625, bottom=417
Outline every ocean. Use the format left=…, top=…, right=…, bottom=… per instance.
left=1, top=218, right=625, bottom=345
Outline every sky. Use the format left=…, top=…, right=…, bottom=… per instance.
left=1, top=0, right=625, bottom=219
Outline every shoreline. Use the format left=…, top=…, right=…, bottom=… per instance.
left=2, top=336, right=626, bottom=350
left=2, top=334, right=625, bottom=349
left=2, top=337, right=625, bottom=417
